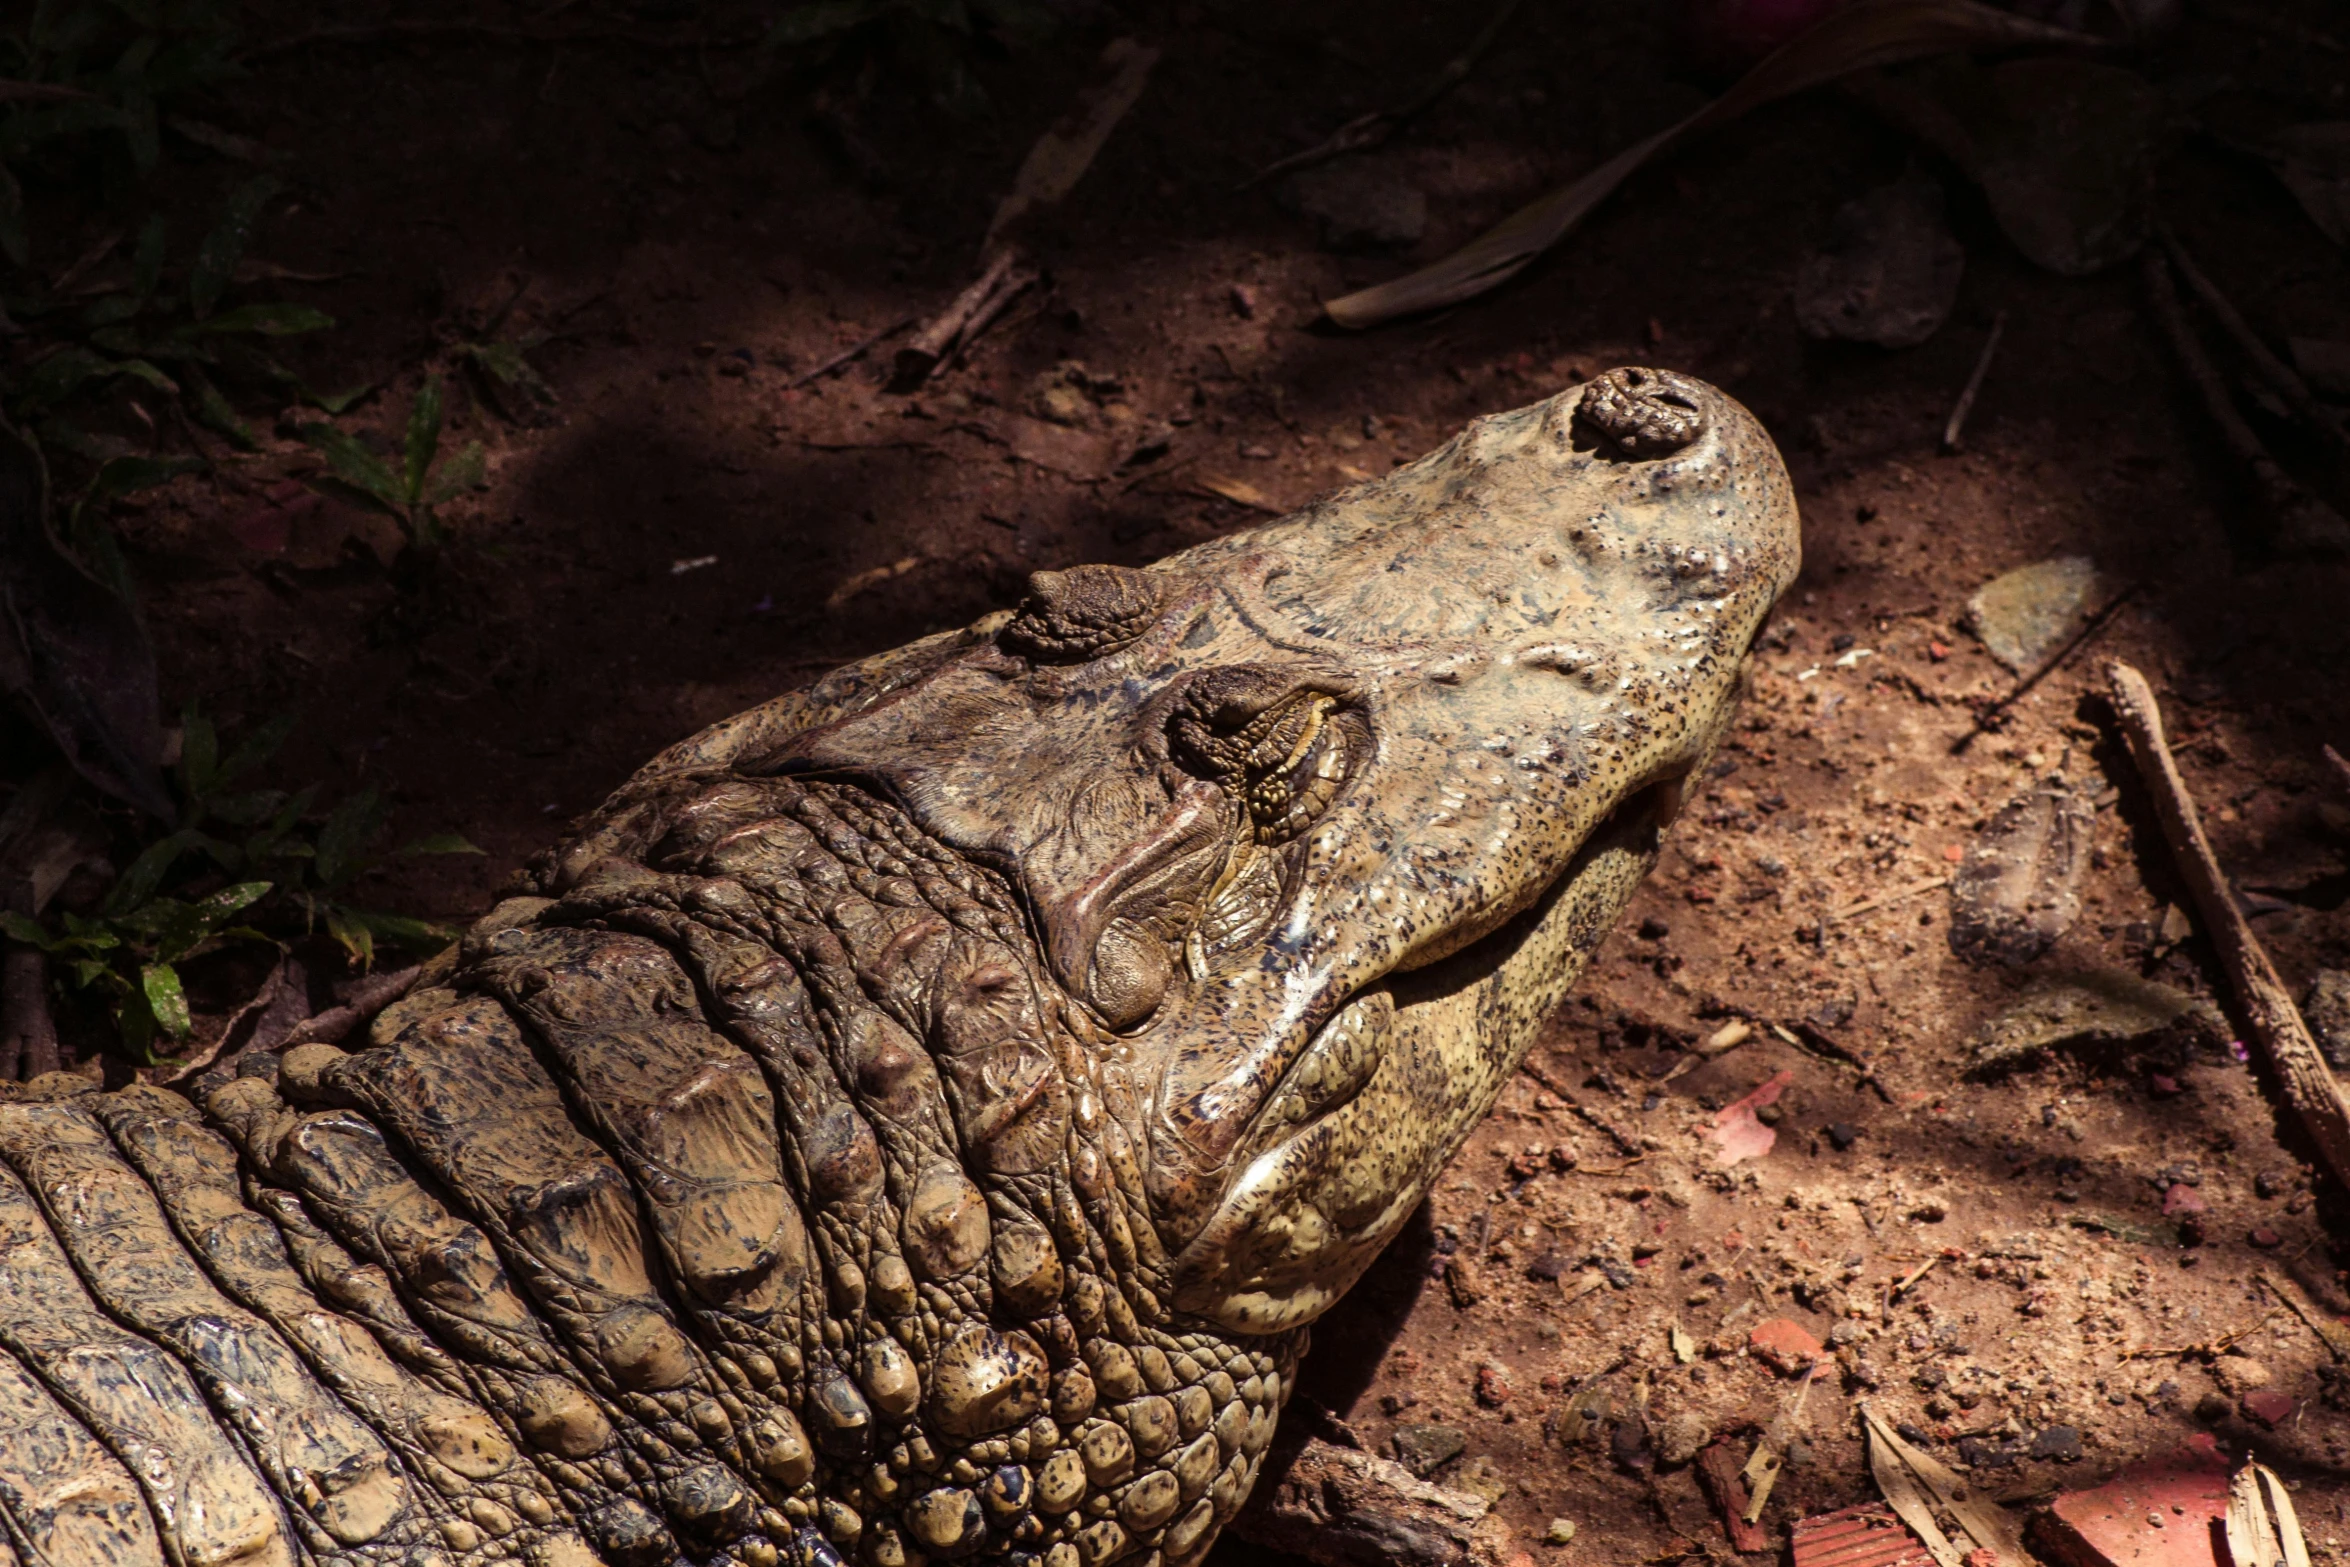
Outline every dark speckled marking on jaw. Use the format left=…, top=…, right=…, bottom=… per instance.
left=0, top=371, right=1791, bottom=1567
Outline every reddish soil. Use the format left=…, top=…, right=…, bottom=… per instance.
left=24, top=0, right=2350, bottom=1561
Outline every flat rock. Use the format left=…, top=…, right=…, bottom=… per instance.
left=1795, top=168, right=1965, bottom=348
left=1965, top=556, right=2101, bottom=671
left=1965, top=967, right=2210, bottom=1072
left=1281, top=160, right=1427, bottom=253
left=2029, top=1442, right=2230, bottom=1567
left=1390, top=1422, right=1468, bottom=1479
left=2304, top=969, right=2350, bottom=1069
left=1948, top=782, right=2095, bottom=967
left=1748, top=1318, right=1824, bottom=1376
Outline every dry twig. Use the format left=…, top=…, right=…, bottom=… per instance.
left=278, top=964, right=421, bottom=1049
left=1519, top=1057, right=1643, bottom=1156
left=2160, top=230, right=2348, bottom=449
left=1242, top=0, right=1527, bottom=187
left=2107, top=661, right=2350, bottom=1193
left=1940, top=310, right=2007, bottom=453
left=1949, top=581, right=2139, bottom=752
left=785, top=315, right=917, bottom=391
left=2140, top=252, right=2350, bottom=557
left=892, top=250, right=1036, bottom=389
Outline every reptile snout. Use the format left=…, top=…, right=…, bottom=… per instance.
left=1575, top=365, right=1709, bottom=457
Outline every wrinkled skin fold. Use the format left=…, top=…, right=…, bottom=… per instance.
left=0, top=370, right=1795, bottom=1567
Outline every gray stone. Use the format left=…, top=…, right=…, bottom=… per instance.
left=1966, top=968, right=2210, bottom=1073
left=1281, top=160, right=1427, bottom=253
left=2305, top=969, right=2350, bottom=1069
left=1795, top=168, right=1965, bottom=348
left=1964, top=556, right=2100, bottom=672
left=1948, top=782, right=2094, bottom=967
left=1389, top=1422, right=1466, bottom=1479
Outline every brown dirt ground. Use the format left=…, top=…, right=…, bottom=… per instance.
left=31, top=0, right=2350, bottom=1561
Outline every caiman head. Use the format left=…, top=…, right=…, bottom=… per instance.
left=0, top=371, right=1794, bottom=1567
left=752, top=367, right=1800, bottom=1334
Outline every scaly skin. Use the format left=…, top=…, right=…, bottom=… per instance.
left=0, top=369, right=1795, bottom=1567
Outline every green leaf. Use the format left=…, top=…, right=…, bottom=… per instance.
left=0, top=912, right=50, bottom=947
left=207, top=788, right=286, bottom=827
left=189, top=174, right=280, bottom=319
left=420, top=441, right=485, bottom=506
left=107, top=829, right=203, bottom=914
left=403, top=375, right=444, bottom=506
left=10, top=347, right=132, bottom=412
left=323, top=906, right=375, bottom=970
left=132, top=212, right=166, bottom=300
left=0, top=162, right=24, bottom=267
left=180, top=704, right=219, bottom=796
left=313, top=787, right=386, bottom=889
left=214, top=711, right=296, bottom=788
left=192, top=881, right=272, bottom=925
left=179, top=301, right=334, bottom=337
left=461, top=340, right=555, bottom=402
left=764, top=0, right=891, bottom=47
left=118, top=990, right=160, bottom=1063
left=299, top=379, right=375, bottom=415
left=339, top=907, right=454, bottom=949
left=141, top=962, right=191, bottom=1036
left=181, top=363, right=256, bottom=449
left=299, top=423, right=403, bottom=510
left=396, top=832, right=483, bottom=857
left=86, top=453, right=203, bottom=505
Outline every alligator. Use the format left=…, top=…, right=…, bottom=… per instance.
left=0, top=367, right=1796, bottom=1567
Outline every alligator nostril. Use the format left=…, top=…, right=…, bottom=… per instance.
left=1575, top=365, right=1710, bottom=458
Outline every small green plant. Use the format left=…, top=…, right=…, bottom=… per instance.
left=3, top=706, right=481, bottom=1062
left=1, top=880, right=269, bottom=1063
left=2, top=179, right=347, bottom=456
left=300, top=374, right=486, bottom=552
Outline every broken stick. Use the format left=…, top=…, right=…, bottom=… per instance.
left=2106, top=661, right=2350, bottom=1193
left=2140, top=252, right=2350, bottom=557
left=1940, top=309, right=2006, bottom=454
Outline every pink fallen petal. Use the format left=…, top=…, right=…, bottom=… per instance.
left=1709, top=1069, right=1794, bottom=1165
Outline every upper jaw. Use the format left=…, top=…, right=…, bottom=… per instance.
left=754, top=370, right=1799, bottom=1273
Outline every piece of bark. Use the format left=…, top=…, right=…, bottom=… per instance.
left=2106, top=661, right=2350, bottom=1194
left=1233, top=1430, right=1516, bottom=1567
left=0, top=938, right=56, bottom=1080
left=1698, top=1440, right=1772, bottom=1554
left=890, top=247, right=1035, bottom=390
left=280, top=963, right=420, bottom=1048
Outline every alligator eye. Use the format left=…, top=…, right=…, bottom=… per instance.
left=1000, top=564, right=1164, bottom=663
left=1171, top=671, right=1359, bottom=843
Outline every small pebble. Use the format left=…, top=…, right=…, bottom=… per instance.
left=1827, top=1122, right=1860, bottom=1151
left=1544, top=1519, right=1578, bottom=1546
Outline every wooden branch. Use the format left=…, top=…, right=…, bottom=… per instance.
left=1940, top=310, right=2007, bottom=454
left=1233, top=1430, right=1514, bottom=1567
left=2140, top=253, right=2350, bottom=557
left=891, top=247, right=1036, bottom=390
left=2106, top=661, right=2350, bottom=1191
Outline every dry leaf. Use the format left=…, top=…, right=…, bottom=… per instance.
left=1325, top=0, right=2093, bottom=327
left=2263, top=123, right=2350, bottom=249
left=1195, top=474, right=1286, bottom=513
left=2227, top=1463, right=2311, bottom=1567
left=1671, top=1320, right=1697, bottom=1365
left=825, top=555, right=923, bottom=612
left=1710, top=1069, right=1794, bottom=1165
left=1862, top=1404, right=2031, bottom=1567
left=985, top=39, right=1159, bottom=250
